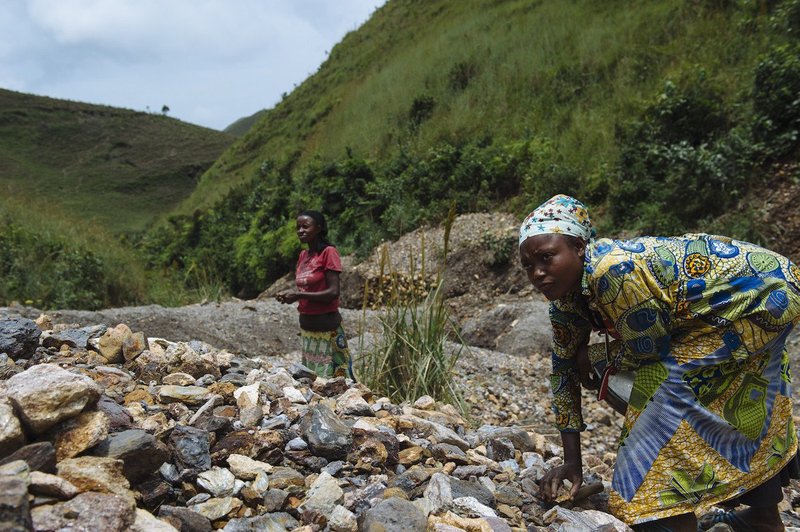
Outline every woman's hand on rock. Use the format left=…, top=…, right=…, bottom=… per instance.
left=539, top=461, right=583, bottom=501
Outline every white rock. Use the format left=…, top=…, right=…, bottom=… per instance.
left=3, top=364, right=101, bottom=434
left=197, top=467, right=236, bottom=497
left=233, top=383, right=261, bottom=409
left=452, top=496, right=497, bottom=518
left=227, top=454, right=273, bottom=480
left=301, top=471, right=343, bottom=515
left=131, top=508, right=179, bottom=532
left=423, top=472, right=453, bottom=515
left=283, top=386, right=307, bottom=404
left=191, top=496, right=242, bottom=521
left=329, top=504, right=358, bottom=532
left=0, top=396, right=24, bottom=455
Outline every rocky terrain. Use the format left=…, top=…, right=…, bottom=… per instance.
left=2, top=212, right=800, bottom=530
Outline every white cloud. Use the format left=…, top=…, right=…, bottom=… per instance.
left=2, top=0, right=385, bottom=129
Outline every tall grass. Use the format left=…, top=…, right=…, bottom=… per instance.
left=356, top=205, right=466, bottom=411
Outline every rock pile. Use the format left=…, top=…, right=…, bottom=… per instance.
left=0, top=314, right=633, bottom=531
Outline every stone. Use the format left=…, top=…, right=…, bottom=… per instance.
left=92, top=429, right=169, bottom=483
left=543, top=506, right=632, bottom=531
left=197, top=467, right=237, bottom=497
left=262, top=488, right=288, bottom=512
left=125, top=388, right=155, bottom=406
left=157, top=385, right=210, bottom=405
left=41, top=324, right=104, bottom=350
left=283, top=386, right=307, bottom=404
left=29, top=471, right=79, bottom=499
left=132, top=508, right=179, bottom=532
left=286, top=436, right=308, bottom=451
left=233, top=383, right=261, bottom=409
left=337, top=388, right=374, bottom=416
left=453, top=496, right=497, bottom=517
left=329, top=504, right=358, bottom=532
left=31, top=492, right=136, bottom=531
left=190, top=496, right=242, bottom=521
left=239, top=406, right=263, bottom=427
left=158, top=505, right=213, bottom=532
left=301, top=403, right=353, bottom=460
left=0, top=316, right=41, bottom=360
left=428, top=511, right=500, bottom=532
left=93, top=323, right=132, bottom=363
left=424, top=472, right=454, bottom=515
left=413, top=395, right=436, bottom=410
left=362, top=497, right=427, bottom=532
left=49, top=410, right=109, bottom=461
left=3, top=364, right=101, bottom=435
left=96, top=395, right=134, bottom=432
left=166, top=342, right=221, bottom=379
left=268, top=467, right=305, bottom=490
left=399, top=415, right=469, bottom=451
left=162, top=372, right=196, bottom=386
left=399, top=446, right=426, bottom=466
left=123, top=332, right=149, bottom=362
left=469, top=426, right=534, bottom=453
left=302, top=471, right=344, bottom=515
left=0, top=476, right=32, bottom=531
left=432, top=443, right=469, bottom=465
left=450, top=477, right=495, bottom=508
left=223, top=513, right=299, bottom=532
left=0, top=396, right=24, bottom=457
left=170, top=425, right=211, bottom=471
left=227, top=453, right=273, bottom=480
left=57, top=456, right=133, bottom=503
left=0, top=442, right=56, bottom=473
left=486, top=437, right=516, bottom=463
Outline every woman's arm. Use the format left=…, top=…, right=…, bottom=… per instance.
left=277, top=270, right=340, bottom=304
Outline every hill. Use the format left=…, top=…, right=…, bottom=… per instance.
left=145, top=0, right=800, bottom=299
left=0, top=88, right=234, bottom=234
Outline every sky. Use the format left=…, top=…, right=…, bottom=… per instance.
left=0, top=0, right=386, bottom=131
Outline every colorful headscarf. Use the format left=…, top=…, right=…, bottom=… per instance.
left=519, top=194, right=595, bottom=246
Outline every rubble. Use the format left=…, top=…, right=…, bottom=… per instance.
left=0, top=313, right=785, bottom=531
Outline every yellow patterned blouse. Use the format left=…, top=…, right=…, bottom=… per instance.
left=549, top=233, right=800, bottom=524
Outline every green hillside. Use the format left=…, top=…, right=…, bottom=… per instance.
left=0, top=89, right=234, bottom=234
left=0, top=89, right=235, bottom=308
left=145, top=0, right=800, bottom=299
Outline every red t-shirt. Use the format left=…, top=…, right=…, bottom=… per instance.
left=295, top=246, right=342, bottom=315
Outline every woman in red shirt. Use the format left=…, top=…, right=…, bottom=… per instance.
left=276, top=211, right=354, bottom=379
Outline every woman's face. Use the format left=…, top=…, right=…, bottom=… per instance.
left=519, top=234, right=586, bottom=300
left=296, top=215, right=321, bottom=244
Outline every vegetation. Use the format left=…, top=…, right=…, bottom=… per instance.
left=140, top=0, right=800, bottom=301
left=0, top=88, right=233, bottom=235
left=356, top=209, right=465, bottom=409
left=4, top=0, right=800, bottom=308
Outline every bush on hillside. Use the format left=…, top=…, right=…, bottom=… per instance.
left=752, top=44, right=800, bottom=157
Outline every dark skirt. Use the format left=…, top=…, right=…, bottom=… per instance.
left=732, top=450, right=800, bottom=506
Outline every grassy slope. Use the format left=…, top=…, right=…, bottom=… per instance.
left=177, top=0, right=772, bottom=215
left=0, top=89, right=235, bottom=234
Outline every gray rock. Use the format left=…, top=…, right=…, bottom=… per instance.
left=262, top=489, right=288, bottom=512
left=329, top=505, right=358, bottom=532
left=432, top=442, right=469, bottom=464
left=41, top=325, right=104, bottom=350
left=0, top=476, right=32, bottom=532
left=301, top=403, right=352, bottom=460
left=469, top=425, right=534, bottom=452
left=362, top=497, right=427, bottom=532
left=423, top=472, right=453, bottom=515
left=96, top=395, right=134, bottom=432
left=399, top=414, right=469, bottom=450
left=28, top=471, right=79, bottom=499
left=30, top=492, right=135, bottom=532
left=3, top=364, right=101, bottom=435
left=0, top=442, right=56, bottom=473
left=486, top=437, right=516, bottom=462
left=169, top=425, right=211, bottom=471
left=0, top=396, right=24, bottom=457
left=92, top=429, right=169, bottom=483
left=158, top=505, right=212, bottom=532
left=223, top=513, right=299, bottom=532
left=0, top=316, right=41, bottom=360
left=450, top=477, right=495, bottom=508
